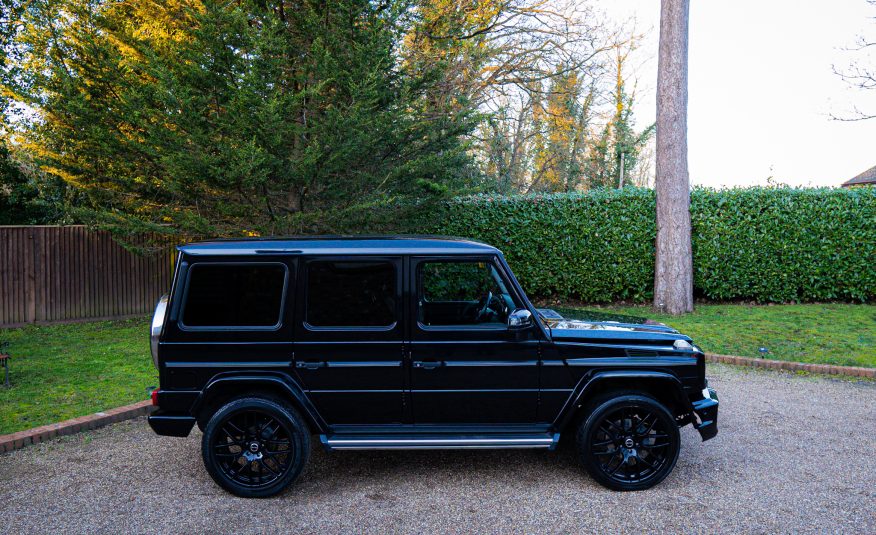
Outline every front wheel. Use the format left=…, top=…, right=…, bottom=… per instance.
left=201, top=397, right=310, bottom=498
left=576, top=394, right=680, bottom=491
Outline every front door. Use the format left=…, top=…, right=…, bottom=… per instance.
left=293, top=256, right=404, bottom=425
left=408, top=256, right=541, bottom=424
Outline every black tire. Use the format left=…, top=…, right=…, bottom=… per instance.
left=576, top=393, right=680, bottom=491
left=201, top=397, right=310, bottom=498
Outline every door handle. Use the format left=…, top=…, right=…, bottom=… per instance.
left=413, top=360, right=444, bottom=370
left=295, top=361, right=326, bottom=370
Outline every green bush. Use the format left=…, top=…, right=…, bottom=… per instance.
left=412, top=187, right=876, bottom=303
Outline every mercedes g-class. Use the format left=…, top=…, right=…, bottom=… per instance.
left=148, top=236, right=718, bottom=497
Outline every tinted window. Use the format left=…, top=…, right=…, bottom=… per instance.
left=182, top=264, right=287, bottom=327
left=306, top=261, right=396, bottom=327
left=419, top=261, right=518, bottom=326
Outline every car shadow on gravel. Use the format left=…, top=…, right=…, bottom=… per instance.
left=273, top=434, right=604, bottom=500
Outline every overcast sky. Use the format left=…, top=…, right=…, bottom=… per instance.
left=597, top=0, right=876, bottom=188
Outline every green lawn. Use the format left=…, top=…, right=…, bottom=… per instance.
left=0, top=303, right=873, bottom=435
left=0, top=318, right=157, bottom=435
left=557, top=303, right=875, bottom=369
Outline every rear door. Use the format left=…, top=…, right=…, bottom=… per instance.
left=292, top=256, right=405, bottom=425
left=160, top=256, right=296, bottom=392
left=408, top=256, right=541, bottom=424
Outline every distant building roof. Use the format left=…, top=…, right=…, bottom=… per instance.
left=842, top=165, right=876, bottom=187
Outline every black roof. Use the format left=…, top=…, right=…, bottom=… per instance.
left=177, top=235, right=500, bottom=256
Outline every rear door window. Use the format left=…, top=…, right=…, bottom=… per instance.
left=181, top=263, right=287, bottom=328
left=305, top=261, right=397, bottom=328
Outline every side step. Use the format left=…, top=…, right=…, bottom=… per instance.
left=320, top=433, right=561, bottom=451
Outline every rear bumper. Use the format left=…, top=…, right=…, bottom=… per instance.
left=691, top=386, right=719, bottom=441
left=148, top=411, right=196, bottom=437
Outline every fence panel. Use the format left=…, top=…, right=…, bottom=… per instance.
left=0, top=226, right=174, bottom=326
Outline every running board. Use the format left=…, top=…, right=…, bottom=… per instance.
left=320, top=433, right=561, bottom=451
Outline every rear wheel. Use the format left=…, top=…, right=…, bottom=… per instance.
left=201, top=397, right=310, bottom=498
left=576, top=393, right=680, bottom=491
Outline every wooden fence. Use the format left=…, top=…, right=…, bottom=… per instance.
left=0, top=226, right=175, bottom=327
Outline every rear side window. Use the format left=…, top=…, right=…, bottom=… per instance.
left=182, top=263, right=287, bottom=328
left=306, top=261, right=396, bottom=328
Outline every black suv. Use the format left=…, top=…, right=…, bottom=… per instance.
left=148, top=236, right=718, bottom=497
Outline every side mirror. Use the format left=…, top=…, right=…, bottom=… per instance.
left=507, top=308, right=533, bottom=330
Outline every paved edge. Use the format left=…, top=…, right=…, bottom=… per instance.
left=1, top=354, right=873, bottom=455
left=0, top=400, right=154, bottom=453
left=706, top=353, right=875, bottom=378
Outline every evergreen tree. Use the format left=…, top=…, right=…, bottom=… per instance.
left=585, top=46, right=654, bottom=190
left=2, top=0, right=479, bottom=239
left=0, top=0, right=67, bottom=223
left=0, top=143, right=38, bottom=224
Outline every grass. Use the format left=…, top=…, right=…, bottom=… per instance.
left=0, top=303, right=872, bottom=435
left=556, top=303, right=875, bottom=369
left=0, top=317, right=157, bottom=435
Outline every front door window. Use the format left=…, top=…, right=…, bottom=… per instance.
left=419, top=261, right=518, bottom=327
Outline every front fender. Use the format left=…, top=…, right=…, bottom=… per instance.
left=553, top=370, right=693, bottom=431
left=192, top=372, right=328, bottom=434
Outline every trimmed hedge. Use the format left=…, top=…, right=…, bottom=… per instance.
left=414, top=187, right=875, bottom=303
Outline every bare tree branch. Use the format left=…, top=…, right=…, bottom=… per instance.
left=832, top=0, right=876, bottom=121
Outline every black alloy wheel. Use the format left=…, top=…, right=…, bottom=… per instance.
left=202, top=397, right=310, bottom=498
left=576, top=394, right=680, bottom=491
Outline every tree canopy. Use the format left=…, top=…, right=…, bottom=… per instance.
left=2, top=0, right=652, bottom=238
left=3, top=0, right=483, bottom=237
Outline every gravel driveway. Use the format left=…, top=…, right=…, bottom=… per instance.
left=1, top=364, right=874, bottom=533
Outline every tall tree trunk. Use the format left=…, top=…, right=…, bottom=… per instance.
left=654, top=0, right=693, bottom=314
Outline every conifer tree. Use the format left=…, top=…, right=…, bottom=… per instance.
left=3, top=0, right=479, bottom=238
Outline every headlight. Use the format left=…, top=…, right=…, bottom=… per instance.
left=150, top=294, right=169, bottom=369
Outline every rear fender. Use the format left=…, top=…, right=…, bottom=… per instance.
left=191, top=372, right=327, bottom=434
